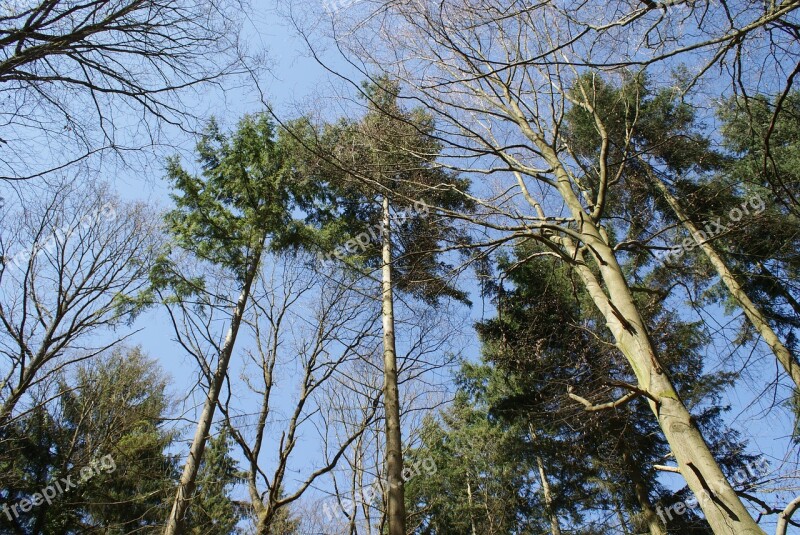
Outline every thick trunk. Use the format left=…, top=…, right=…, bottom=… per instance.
left=653, top=176, right=800, bottom=391
left=250, top=481, right=268, bottom=534
left=522, top=136, right=765, bottom=532
left=502, top=85, right=762, bottom=535
left=163, top=251, right=261, bottom=535
left=256, top=506, right=274, bottom=535
left=381, top=195, right=406, bottom=535
left=565, top=230, right=763, bottom=534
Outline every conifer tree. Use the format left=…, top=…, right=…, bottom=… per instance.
left=0, top=347, right=176, bottom=534
left=157, top=114, right=304, bottom=534
left=186, top=425, right=245, bottom=534
left=285, top=79, right=472, bottom=535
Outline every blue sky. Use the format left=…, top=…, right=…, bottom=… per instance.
left=93, top=7, right=491, bottom=524
left=2, top=0, right=798, bottom=529
left=93, top=3, right=800, bottom=526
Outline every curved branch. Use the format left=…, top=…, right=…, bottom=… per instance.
left=776, top=495, right=800, bottom=535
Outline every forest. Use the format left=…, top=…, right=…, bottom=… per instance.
left=0, top=0, right=799, bottom=534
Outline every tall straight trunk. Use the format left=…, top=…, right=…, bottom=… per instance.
left=652, top=175, right=800, bottom=391
left=380, top=195, right=406, bottom=535
left=529, top=425, right=561, bottom=535
left=163, top=246, right=262, bottom=535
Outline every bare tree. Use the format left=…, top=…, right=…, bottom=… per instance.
left=0, top=0, right=257, bottom=180
left=157, top=245, right=264, bottom=534
left=215, top=254, right=383, bottom=534
left=312, top=285, right=463, bottom=535
left=0, top=180, right=161, bottom=426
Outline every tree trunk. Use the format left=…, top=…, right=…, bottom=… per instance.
left=256, top=506, right=273, bottom=535
left=466, top=476, right=478, bottom=535
left=652, top=175, right=800, bottom=391
left=516, top=131, right=766, bottom=533
left=163, top=249, right=262, bottom=535
left=249, top=480, right=269, bottom=534
left=529, top=424, right=561, bottom=535
left=621, top=449, right=666, bottom=535
left=564, top=230, right=764, bottom=534
left=615, top=501, right=632, bottom=535
left=380, top=195, right=407, bottom=535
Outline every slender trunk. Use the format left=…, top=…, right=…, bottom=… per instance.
left=615, top=500, right=632, bottom=535
left=163, top=247, right=262, bottom=535
left=529, top=424, right=561, bottom=535
left=466, top=475, right=477, bottom=535
left=536, top=455, right=562, bottom=535
left=380, top=195, right=406, bottom=535
left=652, top=176, right=800, bottom=391
left=621, top=449, right=666, bottom=535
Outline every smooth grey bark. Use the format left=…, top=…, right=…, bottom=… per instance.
left=777, top=495, right=800, bottom=535
left=562, top=230, right=763, bottom=534
left=502, top=101, right=765, bottom=533
left=380, top=195, right=406, bottom=535
left=529, top=425, right=561, bottom=535
left=561, top=229, right=763, bottom=534
left=163, top=246, right=262, bottom=535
